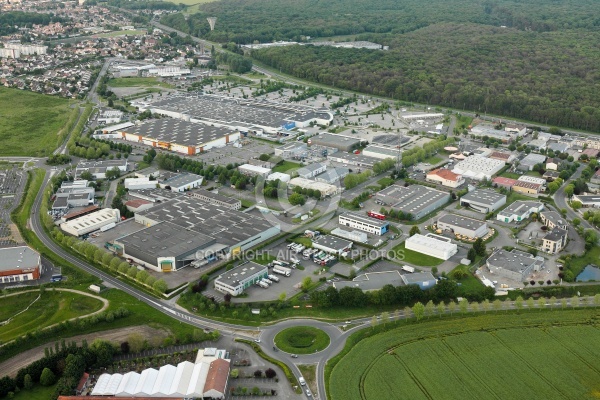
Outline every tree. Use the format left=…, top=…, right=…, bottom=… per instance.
left=412, top=302, right=425, bottom=321
left=515, top=296, right=524, bottom=311
left=473, top=238, right=486, bottom=257
left=301, top=276, right=312, bottom=292
left=467, top=247, right=476, bottom=261
left=153, top=279, right=168, bottom=293
left=459, top=298, right=469, bottom=314
left=424, top=300, right=434, bottom=318
left=230, top=369, right=239, bottom=379
left=381, top=311, right=390, bottom=324
left=265, top=368, right=276, bottom=379
left=409, top=226, right=420, bottom=237
left=40, top=368, right=56, bottom=386
left=436, top=302, right=445, bottom=317
left=289, top=193, right=306, bottom=206
left=254, top=370, right=263, bottom=378
left=22, top=375, right=33, bottom=391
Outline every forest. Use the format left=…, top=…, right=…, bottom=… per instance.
left=159, top=0, right=600, bottom=131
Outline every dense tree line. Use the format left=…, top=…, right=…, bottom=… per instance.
left=0, top=12, right=68, bottom=36
left=214, top=52, right=252, bottom=74
left=104, top=0, right=183, bottom=11
left=160, top=0, right=600, bottom=44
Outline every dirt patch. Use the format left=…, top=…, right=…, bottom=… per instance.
left=0, top=325, right=169, bottom=377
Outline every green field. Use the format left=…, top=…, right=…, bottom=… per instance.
left=13, top=384, right=56, bottom=400
left=0, top=87, right=74, bottom=156
left=392, top=242, right=444, bottom=267
left=107, top=77, right=174, bottom=89
left=329, top=310, right=600, bottom=400
left=0, top=291, right=103, bottom=343
left=272, top=161, right=302, bottom=173
left=274, top=326, right=330, bottom=354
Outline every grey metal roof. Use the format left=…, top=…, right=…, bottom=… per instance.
left=377, top=184, right=450, bottom=215
left=487, top=249, right=538, bottom=273
left=401, top=272, right=436, bottom=285
left=543, top=227, right=567, bottom=242
left=313, top=235, right=352, bottom=251
left=461, top=189, right=506, bottom=206
left=122, top=119, right=235, bottom=147
left=437, top=214, right=486, bottom=231
left=0, top=246, right=39, bottom=272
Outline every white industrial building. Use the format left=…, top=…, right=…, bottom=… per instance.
left=404, top=234, right=458, bottom=260
left=61, top=208, right=121, bottom=237
left=288, top=177, right=340, bottom=197
left=437, top=214, right=488, bottom=239
left=312, top=235, right=353, bottom=255
left=361, top=145, right=400, bottom=160
left=497, top=201, right=544, bottom=223
left=0, top=246, right=41, bottom=283
left=91, top=349, right=229, bottom=398
left=296, top=163, right=326, bottom=179
left=486, top=249, right=543, bottom=282
left=460, top=189, right=507, bottom=213
left=517, top=175, right=547, bottom=186
left=238, top=164, right=271, bottom=178
left=97, top=110, right=124, bottom=125
left=330, top=227, right=368, bottom=243
left=274, top=142, right=307, bottom=159
left=147, top=66, right=191, bottom=77
left=266, top=172, right=291, bottom=183
left=452, top=156, right=505, bottom=180
left=52, top=181, right=95, bottom=211
left=189, top=189, right=242, bottom=210
left=124, top=177, right=157, bottom=190
left=214, top=262, right=268, bottom=296
left=338, top=212, right=389, bottom=235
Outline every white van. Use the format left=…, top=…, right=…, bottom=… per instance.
left=299, top=377, right=306, bottom=386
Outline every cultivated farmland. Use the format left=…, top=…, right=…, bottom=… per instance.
left=329, top=310, right=600, bottom=400
left=0, top=87, right=74, bottom=156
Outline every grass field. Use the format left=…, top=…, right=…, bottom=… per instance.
left=392, top=242, right=444, bottom=267
left=0, top=87, right=73, bottom=156
left=272, top=161, right=302, bottom=173
left=329, top=309, right=600, bottom=400
left=423, top=155, right=442, bottom=165
left=13, top=383, right=56, bottom=400
left=0, top=291, right=103, bottom=343
left=274, top=326, right=330, bottom=354
left=107, top=77, right=174, bottom=89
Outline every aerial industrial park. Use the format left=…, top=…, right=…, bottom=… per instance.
left=1, top=0, right=600, bottom=399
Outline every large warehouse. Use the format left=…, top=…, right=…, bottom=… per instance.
left=75, top=159, right=128, bottom=180
left=339, top=212, right=389, bottom=235
left=437, top=214, right=488, bottom=239
left=405, top=234, right=458, bottom=260
left=309, top=133, right=360, bottom=152
left=134, top=93, right=333, bottom=134
left=61, top=208, right=121, bottom=237
left=486, top=249, right=542, bottom=282
left=120, top=197, right=280, bottom=269
left=0, top=246, right=41, bottom=284
left=376, top=184, right=450, bottom=220
left=91, top=349, right=229, bottom=398
left=116, top=119, right=240, bottom=155
left=288, top=177, right=340, bottom=197
left=460, top=189, right=507, bottom=213
left=452, top=155, right=505, bottom=180
left=214, top=262, right=268, bottom=296
left=497, top=201, right=544, bottom=223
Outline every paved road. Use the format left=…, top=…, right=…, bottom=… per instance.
left=554, top=164, right=596, bottom=231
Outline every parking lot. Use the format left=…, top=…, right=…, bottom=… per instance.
left=0, top=166, right=26, bottom=248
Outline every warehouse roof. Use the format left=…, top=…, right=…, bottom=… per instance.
left=216, top=262, right=266, bottom=286
left=437, top=214, right=486, bottom=231
left=452, top=155, right=505, bottom=178
left=238, top=164, right=271, bottom=174
left=487, top=249, right=539, bottom=272
left=0, top=246, right=39, bottom=272
left=116, top=221, right=215, bottom=259
left=311, top=133, right=360, bottom=147
left=520, top=153, right=546, bottom=166
left=405, top=234, right=456, bottom=253
left=499, top=201, right=543, bottom=216
left=377, top=184, right=449, bottom=215
left=121, top=119, right=236, bottom=147
left=363, top=145, right=400, bottom=158
left=327, top=151, right=378, bottom=166
left=460, top=189, right=506, bottom=206
left=401, top=271, right=436, bottom=286
left=313, top=235, right=352, bottom=251
left=190, top=189, right=240, bottom=205
left=129, top=188, right=182, bottom=202
left=513, top=181, right=542, bottom=190
left=161, top=172, right=203, bottom=189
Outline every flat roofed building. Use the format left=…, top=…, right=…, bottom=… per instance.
left=125, top=199, right=154, bottom=213
left=460, top=189, right=507, bottom=213
left=572, top=194, right=600, bottom=208
left=437, top=214, right=488, bottom=239
left=75, top=159, right=128, bottom=180
left=405, top=234, right=458, bottom=260
left=330, top=227, right=368, bottom=243
left=497, top=201, right=544, bottom=223
left=214, top=262, right=268, bottom=296
left=401, top=272, right=437, bottom=290
left=128, top=188, right=182, bottom=203
left=310, top=133, right=360, bottom=152
left=314, top=167, right=349, bottom=184
left=158, top=172, right=203, bottom=193
left=135, top=93, right=332, bottom=134
left=362, top=145, right=400, bottom=160
left=377, top=184, right=451, bottom=220
left=542, top=227, right=568, bottom=254
left=188, top=189, right=242, bottom=210
left=492, top=176, right=517, bottom=190
left=0, top=246, right=41, bottom=284
left=452, top=155, right=505, bottom=180
left=134, top=197, right=280, bottom=258
left=518, top=153, right=546, bottom=171
left=333, top=271, right=403, bottom=291
left=296, top=162, right=326, bottom=179
left=118, top=119, right=240, bottom=155
left=288, top=177, right=340, bottom=197
left=124, top=177, right=157, bottom=191
left=339, top=212, right=389, bottom=235
left=486, top=249, right=542, bottom=282
left=512, top=180, right=542, bottom=195
left=327, top=151, right=377, bottom=168
left=488, top=151, right=515, bottom=163
left=312, top=235, right=353, bottom=255
left=518, top=175, right=547, bottom=186
left=266, top=172, right=291, bottom=183
left=238, top=164, right=271, bottom=178
left=61, top=209, right=121, bottom=237
left=274, top=142, right=307, bottom=158
left=115, top=221, right=219, bottom=272
left=426, top=168, right=465, bottom=188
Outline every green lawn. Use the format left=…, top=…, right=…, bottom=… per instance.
left=450, top=265, right=485, bottom=295
left=423, top=155, right=442, bottom=165
left=500, top=171, right=521, bottom=179
left=272, top=161, right=302, bottom=173
left=566, top=245, right=600, bottom=281
left=107, top=77, right=174, bottom=89
left=329, top=309, right=600, bottom=400
left=377, top=177, right=395, bottom=188
left=0, top=291, right=104, bottom=343
left=274, top=326, right=330, bottom=354
left=505, top=191, right=538, bottom=205
left=392, top=242, right=444, bottom=267
left=94, top=30, right=146, bottom=37
left=293, top=237, right=313, bottom=247
left=0, top=87, right=74, bottom=156
left=13, top=384, right=56, bottom=400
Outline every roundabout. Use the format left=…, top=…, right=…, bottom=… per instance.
left=274, top=326, right=331, bottom=354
